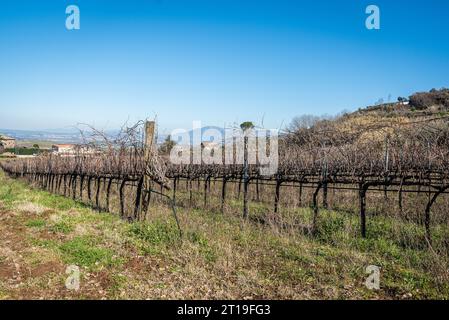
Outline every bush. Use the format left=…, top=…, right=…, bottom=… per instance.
left=409, top=88, right=449, bottom=110
left=6, top=147, right=41, bottom=156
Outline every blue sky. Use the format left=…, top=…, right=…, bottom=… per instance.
left=1, top=0, right=448, bottom=134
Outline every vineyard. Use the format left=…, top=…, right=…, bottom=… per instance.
left=1, top=113, right=449, bottom=248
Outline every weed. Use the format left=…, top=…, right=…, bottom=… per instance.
left=59, top=236, right=119, bottom=268
left=187, top=231, right=217, bottom=263
left=50, top=221, right=74, bottom=234
left=129, top=220, right=180, bottom=246
left=25, top=219, right=47, bottom=228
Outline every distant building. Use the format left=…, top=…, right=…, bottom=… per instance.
left=201, top=141, right=220, bottom=149
left=0, top=135, right=16, bottom=149
left=51, top=144, right=96, bottom=155
left=52, top=144, right=76, bottom=154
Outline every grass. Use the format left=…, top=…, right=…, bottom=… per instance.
left=128, top=220, right=180, bottom=246
left=25, top=219, right=47, bottom=229
left=50, top=221, right=74, bottom=234
left=58, top=236, right=119, bottom=269
left=0, top=168, right=448, bottom=299
left=127, top=219, right=181, bottom=255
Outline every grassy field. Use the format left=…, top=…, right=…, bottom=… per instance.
left=0, top=169, right=448, bottom=299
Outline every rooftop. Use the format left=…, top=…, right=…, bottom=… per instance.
left=0, top=135, right=15, bottom=140
left=52, top=144, right=75, bottom=148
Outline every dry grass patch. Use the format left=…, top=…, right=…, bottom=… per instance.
left=15, top=202, right=49, bottom=215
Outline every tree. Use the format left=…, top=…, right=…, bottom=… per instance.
left=409, top=92, right=435, bottom=110
left=289, top=115, right=322, bottom=131
left=240, top=121, right=255, bottom=132
left=397, top=97, right=407, bottom=104
left=33, top=144, right=40, bottom=149
left=158, top=135, right=176, bottom=155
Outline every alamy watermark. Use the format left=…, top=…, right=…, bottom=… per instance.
left=64, top=5, right=379, bottom=32
left=168, top=121, right=279, bottom=176
left=65, top=264, right=80, bottom=291
left=365, top=5, right=380, bottom=30
left=365, top=265, right=380, bottom=290
left=66, top=5, right=80, bottom=30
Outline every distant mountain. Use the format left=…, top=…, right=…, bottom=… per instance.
left=160, top=126, right=228, bottom=146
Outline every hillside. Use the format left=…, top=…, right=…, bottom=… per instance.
left=285, top=88, right=449, bottom=150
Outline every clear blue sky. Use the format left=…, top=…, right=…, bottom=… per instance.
left=1, top=0, right=448, bottom=133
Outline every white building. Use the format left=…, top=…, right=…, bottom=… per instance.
left=52, top=144, right=76, bottom=154
left=0, top=135, right=16, bottom=149
left=52, top=144, right=97, bottom=155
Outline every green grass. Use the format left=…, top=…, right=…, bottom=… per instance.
left=58, top=236, right=119, bottom=269
left=127, top=219, right=181, bottom=255
left=187, top=231, right=218, bottom=263
left=128, top=220, right=180, bottom=246
left=25, top=219, right=47, bottom=228
left=50, top=221, right=74, bottom=234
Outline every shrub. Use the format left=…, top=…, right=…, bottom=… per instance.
left=409, top=88, right=449, bottom=110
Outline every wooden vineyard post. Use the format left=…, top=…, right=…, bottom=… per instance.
left=243, top=135, right=249, bottom=219
left=322, top=159, right=328, bottom=209
left=172, top=177, right=177, bottom=206
left=311, top=182, right=322, bottom=235
left=221, top=177, right=227, bottom=214
left=359, top=181, right=367, bottom=238
left=322, top=179, right=328, bottom=209
left=144, top=121, right=156, bottom=165
left=274, top=178, right=281, bottom=213
left=203, top=176, right=208, bottom=208
left=141, top=120, right=156, bottom=220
